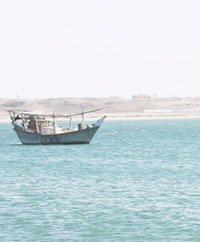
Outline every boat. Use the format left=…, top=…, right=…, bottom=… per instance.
left=8, top=109, right=106, bottom=145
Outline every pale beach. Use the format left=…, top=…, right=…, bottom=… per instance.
left=2, top=95, right=200, bottom=122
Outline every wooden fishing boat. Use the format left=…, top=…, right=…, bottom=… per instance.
left=8, top=109, right=106, bottom=145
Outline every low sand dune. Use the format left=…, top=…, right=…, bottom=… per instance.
left=1, top=96, right=200, bottom=121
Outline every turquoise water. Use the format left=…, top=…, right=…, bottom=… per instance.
left=1, top=120, right=200, bottom=241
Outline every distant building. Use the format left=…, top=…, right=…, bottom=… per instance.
left=132, top=95, right=153, bottom=101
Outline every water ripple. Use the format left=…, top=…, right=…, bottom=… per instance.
left=0, top=120, right=200, bottom=241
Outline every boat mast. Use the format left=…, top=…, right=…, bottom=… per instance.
left=69, top=117, right=72, bottom=129
left=81, top=105, right=85, bottom=129
left=35, top=117, right=39, bottom=132
left=53, top=113, right=57, bottom=134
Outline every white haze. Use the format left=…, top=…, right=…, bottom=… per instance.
left=0, top=0, right=200, bottom=99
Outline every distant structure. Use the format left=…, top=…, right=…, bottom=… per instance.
left=132, top=95, right=154, bottom=101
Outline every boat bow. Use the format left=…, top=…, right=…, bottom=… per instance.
left=93, top=116, right=106, bottom=127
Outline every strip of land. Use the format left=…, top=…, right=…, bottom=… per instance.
left=1, top=96, right=200, bottom=122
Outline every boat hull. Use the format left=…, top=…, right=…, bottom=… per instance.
left=13, top=124, right=100, bottom=145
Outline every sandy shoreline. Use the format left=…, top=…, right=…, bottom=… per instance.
left=1, top=114, right=200, bottom=123
left=104, top=114, right=200, bottom=121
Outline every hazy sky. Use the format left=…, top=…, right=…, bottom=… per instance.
left=0, top=0, right=200, bottom=98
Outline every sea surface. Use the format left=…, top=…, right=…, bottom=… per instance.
left=0, top=120, right=200, bottom=241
